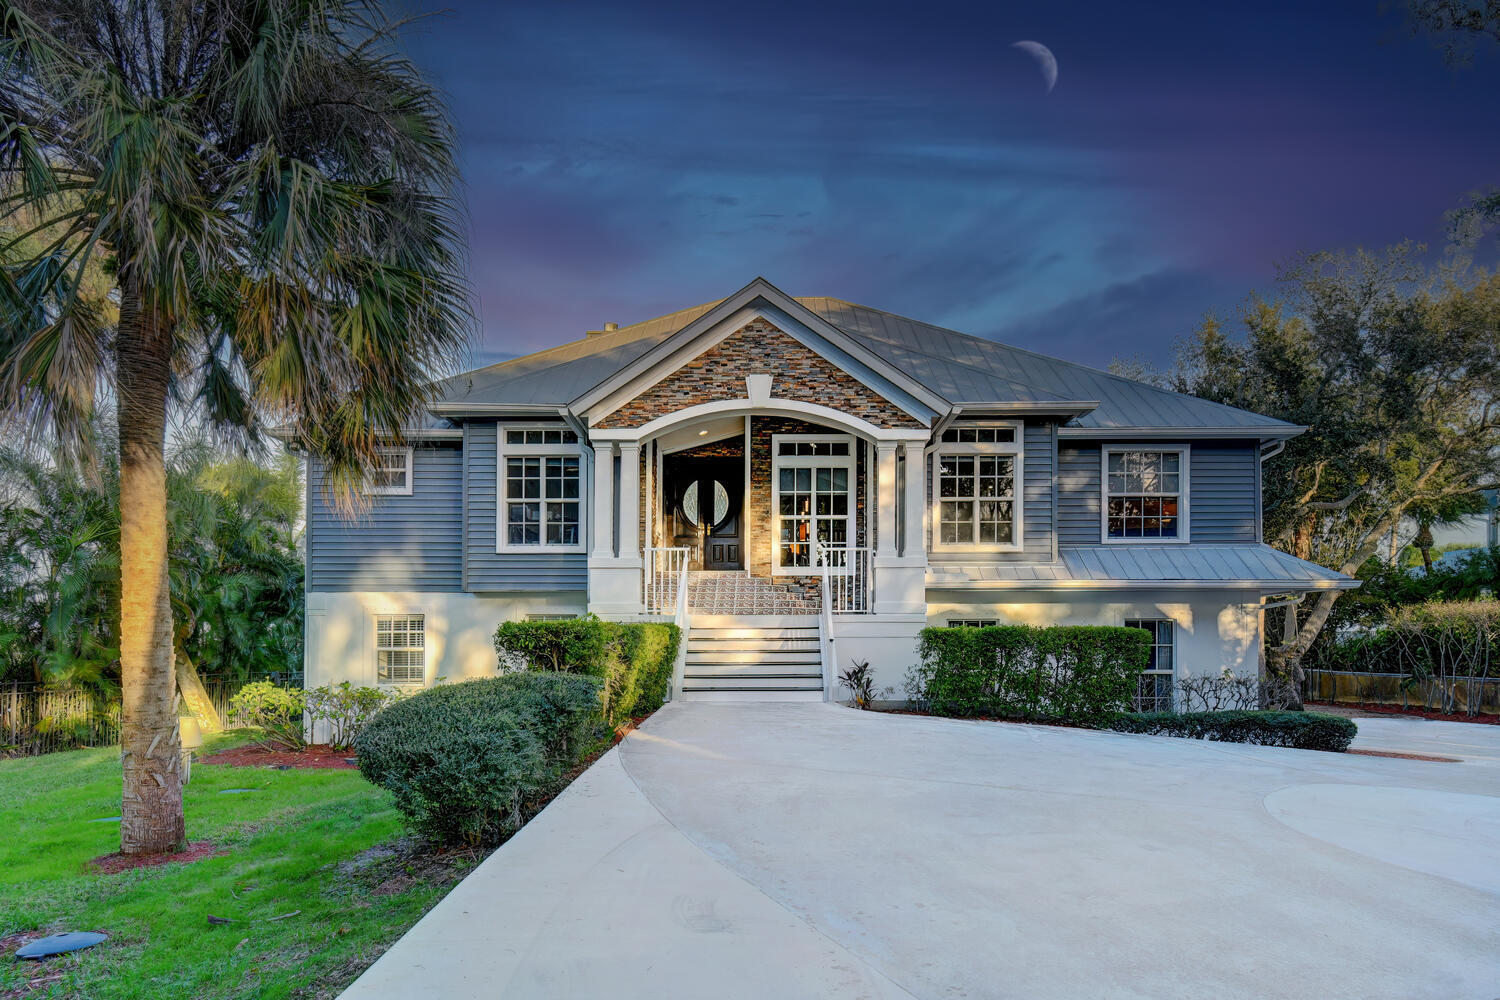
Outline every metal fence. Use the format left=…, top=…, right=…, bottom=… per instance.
left=0, top=676, right=267, bottom=757
left=1306, top=669, right=1500, bottom=717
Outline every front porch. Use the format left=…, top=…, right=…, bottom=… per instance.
left=585, top=406, right=930, bottom=622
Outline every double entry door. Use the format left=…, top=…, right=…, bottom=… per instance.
left=662, top=455, right=742, bottom=570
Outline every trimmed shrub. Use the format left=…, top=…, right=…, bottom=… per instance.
left=228, top=681, right=306, bottom=751
left=304, top=682, right=398, bottom=751
left=1107, top=711, right=1357, bottom=752
left=494, top=617, right=680, bottom=724
left=355, top=672, right=604, bottom=846
left=909, top=625, right=1151, bottom=723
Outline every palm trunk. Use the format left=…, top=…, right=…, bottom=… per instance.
left=117, top=285, right=185, bottom=855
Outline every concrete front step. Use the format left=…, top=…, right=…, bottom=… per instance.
left=688, top=614, right=820, bottom=629
left=676, top=688, right=824, bottom=702
left=687, top=650, right=821, bottom=666
left=688, top=637, right=821, bottom=652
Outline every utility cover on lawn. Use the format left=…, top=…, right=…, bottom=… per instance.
left=15, top=932, right=107, bottom=959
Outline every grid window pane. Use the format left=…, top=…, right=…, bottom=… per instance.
left=376, top=615, right=425, bottom=683
left=505, top=453, right=579, bottom=546
left=1106, top=451, right=1183, bottom=539
left=938, top=452, right=1015, bottom=545
left=775, top=444, right=853, bottom=570
left=1125, top=619, right=1175, bottom=711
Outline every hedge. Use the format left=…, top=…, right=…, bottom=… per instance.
left=495, top=617, right=680, bottom=724
left=354, top=672, right=604, bottom=846
left=1107, top=711, right=1357, bottom=752
left=909, top=625, right=1151, bottom=723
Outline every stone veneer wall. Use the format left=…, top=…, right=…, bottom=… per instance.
left=748, top=416, right=869, bottom=584
left=596, top=319, right=921, bottom=430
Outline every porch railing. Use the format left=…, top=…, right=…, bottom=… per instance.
left=814, top=543, right=872, bottom=614
left=644, top=546, right=691, bottom=615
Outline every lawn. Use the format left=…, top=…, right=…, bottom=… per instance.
left=0, top=733, right=479, bottom=1000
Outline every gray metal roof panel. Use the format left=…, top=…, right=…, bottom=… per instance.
left=927, top=545, right=1355, bottom=588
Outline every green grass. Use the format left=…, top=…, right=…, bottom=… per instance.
left=0, top=733, right=480, bottom=999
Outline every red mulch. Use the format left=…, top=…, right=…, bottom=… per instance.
left=1307, top=701, right=1499, bottom=725
left=89, top=839, right=224, bottom=874
left=199, top=743, right=358, bottom=769
left=1346, top=748, right=1462, bottom=763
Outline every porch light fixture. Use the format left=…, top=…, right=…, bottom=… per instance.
left=698, top=429, right=708, bottom=436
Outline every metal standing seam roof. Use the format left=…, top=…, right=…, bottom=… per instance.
left=432, top=294, right=1299, bottom=434
left=926, top=544, right=1358, bottom=590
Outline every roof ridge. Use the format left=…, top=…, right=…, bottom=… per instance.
left=813, top=297, right=1294, bottom=427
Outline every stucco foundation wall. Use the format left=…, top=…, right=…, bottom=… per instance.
left=304, top=591, right=588, bottom=693
left=925, top=589, right=1265, bottom=680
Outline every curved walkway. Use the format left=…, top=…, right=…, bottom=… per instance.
left=340, top=704, right=1500, bottom=999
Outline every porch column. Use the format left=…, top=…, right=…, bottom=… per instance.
left=875, top=440, right=899, bottom=560
left=591, top=442, right=615, bottom=559
left=617, top=441, right=641, bottom=560
left=902, top=442, right=926, bottom=558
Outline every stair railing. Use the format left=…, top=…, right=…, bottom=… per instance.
left=813, top=543, right=872, bottom=614
left=814, top=542, right=838, bottom=700
left=643, top=546, right=690, bottom=615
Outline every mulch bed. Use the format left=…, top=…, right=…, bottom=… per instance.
left=1307, top=701, right=1499, bottom=725
left=199, top=743, right=358, bottom=769
left=89, top=839, right=224, bottom=874
left=1346, top=748, right=1462, bottom=763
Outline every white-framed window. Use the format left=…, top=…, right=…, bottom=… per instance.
left=497, top=425, right=586, bottom=552
left=947, top=618, right=998, bottom=628
left=772, top=434, right=855, bottom=573
left=375, top=614, right=425, bottom=685
left=932, top=422, right=1023, bottom=550
left=1103, top=447, right=1189, bottom=543
left=1125, top=618, right=1175, bottom=712
left=368, top=446, right=414, bottom=496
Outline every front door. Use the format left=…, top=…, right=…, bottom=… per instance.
left=663, top=455, right=742, bottom=570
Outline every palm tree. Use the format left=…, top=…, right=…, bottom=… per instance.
left=0, top=1, right=470, bottom=854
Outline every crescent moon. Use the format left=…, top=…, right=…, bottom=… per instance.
left=1012, top=40, right=1058, bottom=94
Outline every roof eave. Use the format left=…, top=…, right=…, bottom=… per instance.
left=925, top=578, right=1361, bottom=592
left=951, top=400, right=1100, bottom=419
left=1057, top=424, right=1307, bottom=441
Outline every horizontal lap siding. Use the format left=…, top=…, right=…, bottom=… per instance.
left=1190, top=442, right=1259, bottom=543
left=307, top=445, right=463, bottom=592
left=929, top=421, right=1054, bottom=565
left=1057, top=444, right=1102, bottom=545
left=1057, top=440, right=1260, bottom=546
left=464, top=421, right=588, bottom=592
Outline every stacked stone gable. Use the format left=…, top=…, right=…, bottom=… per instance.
left=595, top=319, right=920, bottom=430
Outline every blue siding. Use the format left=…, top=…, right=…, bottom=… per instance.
left=1056, top=440, right=1261, bottom=546
left=463, top=421, right=589, bottom=593
left=930, top=421, right=1055, bottom=564
left=307, top=445, right=463, bottom=592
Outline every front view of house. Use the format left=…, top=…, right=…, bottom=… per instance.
left=302, top=278, right=1354, bottom=705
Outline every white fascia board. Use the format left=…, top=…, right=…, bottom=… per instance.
left=952, top=400, right=1100, bottom=419
left=427, top=402, right=567, bottom=416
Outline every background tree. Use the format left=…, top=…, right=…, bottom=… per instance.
left=1164, top=246, right=1500, bottom=691
left=0, top=1, right=470, bottom=854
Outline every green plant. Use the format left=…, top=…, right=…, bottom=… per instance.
left=494, top=619, right=679, bottom=724
left=839, top=660, right=876, bottom=709
left=1107, top=710, right=1357, bottom=751
left=355, top=673, right=604, bottom=846
left=304, top=682, right=397, bottom=752
left=909, top=625, right=1151, bottom=723
left=228, top=681, right=307, bottom=752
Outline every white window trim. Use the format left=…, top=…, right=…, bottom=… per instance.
left=373, top=612, right=427, bottom=687
left=367, top=446, right=414, bottom=497
left=496, top=424, right=588, bottom=553
left=1100, top=445, right=1191, bottom=545
left=1124, top=617, right=1176, bottom=712
left=930, top=421, right=1025, bottom=553
left=770, top=433, right=856, bottom=576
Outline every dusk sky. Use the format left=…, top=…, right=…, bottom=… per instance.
left=398, top=0, right=1500, bottom=371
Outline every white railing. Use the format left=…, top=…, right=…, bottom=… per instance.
left=644, top=546, right=690, bottom=615
left=814, top=543, right=872, bottom=614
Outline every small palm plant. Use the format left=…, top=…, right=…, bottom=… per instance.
left=0, top=1, right=471, bottom=854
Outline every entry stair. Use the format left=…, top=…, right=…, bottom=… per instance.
left=678, top=572, right=824, bottom=702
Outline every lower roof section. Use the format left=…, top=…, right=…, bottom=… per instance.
left=927, top=544, right=1358, bottom=593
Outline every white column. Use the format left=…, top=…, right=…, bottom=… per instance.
left=875, top=441, right=899, bottom=559
left=591, top=442, right=615, bottom=559
left=902, top=442, right=927, bottom=558
left=618, top=441, right=641, bottom=560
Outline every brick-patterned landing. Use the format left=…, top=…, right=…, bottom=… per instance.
left=686, top=571, right=820, bottom=615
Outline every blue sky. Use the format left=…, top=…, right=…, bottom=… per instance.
left=397, top=0, right=1500, bottom=370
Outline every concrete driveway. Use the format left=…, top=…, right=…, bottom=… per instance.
left=340, top=705, right=1500, bottom=1000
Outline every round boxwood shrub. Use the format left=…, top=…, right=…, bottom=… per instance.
left=355, top=672, right=604, bottom=845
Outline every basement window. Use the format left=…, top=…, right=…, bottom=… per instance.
left=375, top=615, right=425, bottom=685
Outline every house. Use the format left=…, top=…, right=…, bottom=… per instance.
left=301, top=277, right=1356, bottom=706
